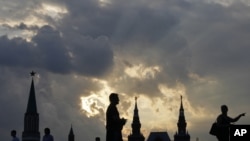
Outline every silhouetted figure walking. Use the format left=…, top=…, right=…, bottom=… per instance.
left=42, top=128, right=54, bottom=141
left=11, top=130, right=20, bottom=141
left=106, top=93, right=127, bottom=141
left=216, top=105, right=245, bottom=141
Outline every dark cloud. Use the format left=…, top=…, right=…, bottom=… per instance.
left=178, top=2, right=250, bottom=108
left=32, top=25, right=71, bottom=73
left=111, top=6, right=178, bottom=44
left=0, top=25, right=114, bottom=76
left=58, top=0, right=120, bottom=38
left=0, top=36, right=36, bottom=67
left=68, top=35, right=114, bottom=76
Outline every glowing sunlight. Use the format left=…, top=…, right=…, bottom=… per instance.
left=80, top=79, right=112, bottom=118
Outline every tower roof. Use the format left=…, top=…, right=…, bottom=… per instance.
left=128, top=97, right=145, bottom=141
left=132, top=97, right=140, bottom=124
left=180, top=96, right=184, bottom=111
left=176, top=95, right=188, bottom=137
left=22, top=71, right=40, bottom=141
left=68, top=125, right=75, bottom=141
left=134, top=97, right=139, bottom=117
left=69, top=125, right=74, bottom=136
left=26, top=71, right=37, bottom=114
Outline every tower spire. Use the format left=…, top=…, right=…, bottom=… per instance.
left=26, top=71, right=37, bottom=113
left=180, top=95, right=184, bottom=111
left=177, top=95, right=186, bottom=134
left=128, top=97, right=145, bottom=141
left=22, top=71, right=40, bottom=141
left=174, top=96, right=190, bottom=141
left=134, top=97, right=139, bottom=118
left=132, top=97, right=140, bottom=135
left=68, top=124, right=74, bottom=141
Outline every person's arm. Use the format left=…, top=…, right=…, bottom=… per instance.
left=112, top=113, right=126, bottom=125
left=228, top=113, right=245, bottom=123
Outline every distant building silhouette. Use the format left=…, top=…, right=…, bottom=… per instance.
left=174, top=96, right=190, bottom=141
left=68, top=125, right=74, bottom=141
left=147, top=132, right=171, bottom=141
left=22, top=71, right=40, bottom=141
left=128, top=97, right=145, bottom=141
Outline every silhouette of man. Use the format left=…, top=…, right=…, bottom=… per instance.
left=216, top=105, right=245, bottom=141
left=11, top=130, right=20, bottom=141
left=42, top=128, right=54, bottom=141
left=106, top=93, right=127, bottom=141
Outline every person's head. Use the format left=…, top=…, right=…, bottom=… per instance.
left=11, top=130, right=16, bottom=137
left=109, top=93, right=119, bottom=105
left=221, top=105, right=228, bottom=114
left=96, top=137, right=100, bottom=141
left=44, top=128, right=50, bottom=135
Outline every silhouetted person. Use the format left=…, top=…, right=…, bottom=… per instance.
left=96, top=137, right=101, bottom=141
left=11, top=130, right=20, bottom=141
left=42, top=128, right=54, bottom=141
left=106, top=93, right=127, bottom=141
left=216, top=105, right=245, bottom=141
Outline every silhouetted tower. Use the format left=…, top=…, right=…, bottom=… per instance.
left=174, top=96, right=190, bottom=141
left=22, top=71, right=40, bottom=141
left=68, top=125, right=74, bottom=141
left=128, top=97, right=145, bottom=141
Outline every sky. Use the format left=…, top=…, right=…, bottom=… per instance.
left=0, top=0, right=250, bottom=141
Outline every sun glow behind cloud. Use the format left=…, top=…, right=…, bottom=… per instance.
left=81, top=94, right=105, bottom=117
left=81, top=79, right=112, bottom=118
left=125, top=64, right=161, bottom=80
left=36, top=3, right=68, bottom=21
left=99, top=0, right=111, bottom=7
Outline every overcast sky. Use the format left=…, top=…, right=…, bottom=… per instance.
left=1, top=0, right=250, bottom=141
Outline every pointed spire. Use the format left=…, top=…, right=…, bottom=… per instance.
left=22, top=71, right=40, bottom=141
left=68, top=124, right=74, bottom=141
left=177, top=96, right=187, bottom=134
left=69, top=124, right=74, bottom=135
left=131, top=97, right=141, bottom=135
left=180, top=95, right=184, bottom=111
left=26, top=71, right=37, bottom=113
left=134, top=97, right=138, bottom=117
left=128, top=97, right=145, bottom=141
left=174, top=96, right=190, bottom=141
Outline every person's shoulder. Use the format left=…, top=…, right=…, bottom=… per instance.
left=49, top=134, right=54, bottom=139
left=107, top=104, right=116, bottom=109
left=217, top=114, right=223, bottom=117
left=217, top=114, right=223, bottom=120
left=50, top=134, right=54, bottom=138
